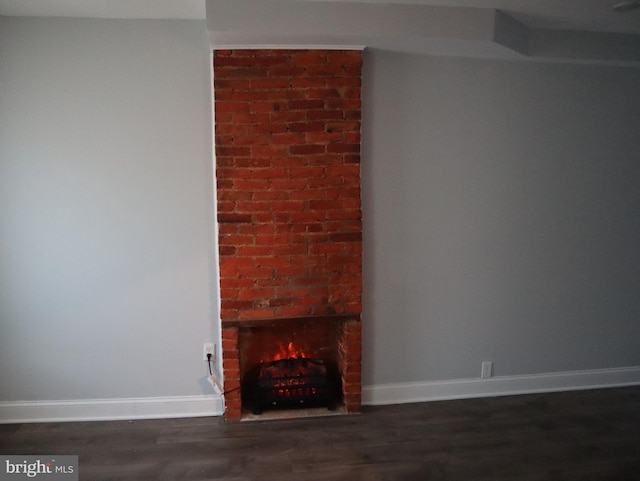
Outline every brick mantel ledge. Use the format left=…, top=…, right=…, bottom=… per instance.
left=221, top=314, right=360, bottom=328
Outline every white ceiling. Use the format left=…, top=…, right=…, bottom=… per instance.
left=1, top=0, right=639, bottom=35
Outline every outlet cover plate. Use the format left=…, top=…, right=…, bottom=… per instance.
left=481, top=361, right=493, bottom=378
left=203, top=343, right=215, bottom=361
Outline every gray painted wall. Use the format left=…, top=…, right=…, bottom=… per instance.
left=0, top=17, right=217, bottom=401
left=1, top=16, right=639, bottom=407
left=361, top=50, right=640, bottom=386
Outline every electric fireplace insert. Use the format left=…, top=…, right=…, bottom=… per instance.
left=242, top=356, right=341, bottom=414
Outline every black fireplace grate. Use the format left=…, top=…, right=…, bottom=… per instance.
left=242, top=358, right=339, bottom=414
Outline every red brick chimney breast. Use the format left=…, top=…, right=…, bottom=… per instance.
left=213, top=49, right=363, bottom=420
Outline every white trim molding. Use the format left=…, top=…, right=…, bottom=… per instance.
left=0, top=395, right=224, bottom=424
left=212, top=45, right=366, bottom=51
left=362, top=366, right=640, bottom=406
left=3, top=367, right=639, bottom=423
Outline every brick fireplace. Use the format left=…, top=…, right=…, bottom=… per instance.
left=214, top=49, right=363, bottom=420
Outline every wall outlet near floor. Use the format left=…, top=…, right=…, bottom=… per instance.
left=203, top=343, right=216, bottom=362
left=481, top=361, right=493, bottom=379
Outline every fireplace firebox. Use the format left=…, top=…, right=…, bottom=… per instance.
left=222, top=315, right=360, bottom=420
left=242, top=356, right=340, bottom=414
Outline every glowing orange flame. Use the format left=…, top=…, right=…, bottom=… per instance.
left=273, top=341, right=307, bottom=361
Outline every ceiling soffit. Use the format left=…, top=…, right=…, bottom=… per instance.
left=206, top=0, right=640, bottom=66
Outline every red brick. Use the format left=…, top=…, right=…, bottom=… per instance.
left=215, top=123, right=250, bottom=136
left=224, top=368, right=240, bottom=380
left=231, top=179, right=269, bottom=191
left=234, top=245, right=275, bottom=257
left=288, top=99, right=325, bottom=110
left=243, top=266, right=274, bottom=279
left=343, top=394, right=362, bottom=409
left=237, top=288, right=275, bottom=300
left=219, top=288, right=239, bottom=300
left=216, top=201, right=235, bottom=213
left=248, top=124, right=287, bottom=136
left=221, top=299, right=254, bottom=310
left=289, top=77, right=327, bottom=89
left=214, top=78, right=251, bottom=90
left=221, top=337, right=237, bottom=349
left=343, top=87, right=362, bottom=99
left=233, top=135, right=274, bottom=146
left=215, top=145, right=252, bottom=157
left=252, top=234, right=290, bottom=246
left=251, top=78, right=290, bottom=89
left=251, top=256, right=286, bottom=267
left=308, top=199, right=343, bottom=211
left=325, top=52, right=362, bottom=63
left=215, top=101, right=251, bottom=113
left=223, top=358, right=240, bottom=371
left=214, top=111, right=233, bottom=124
left=221, top=326, right=238, bottom=337
left=343, top=370, right=362, bottom=384
left=233, top=112, right=270, bottom=124
left=273, top=201, right=308, bottom=212
left=217, top=213, right=253, bottom=224
left=251, top=190, right=290, bottom=201
left=305, top=177, right=337, bottom=189
left=220, top=278, right=257, bottom=289
left=342, top=346, right=361, bottom=362
left=251, top=145, right=289, bottom=157
left=291, top=51, right=328, bottom=64
left=268, top=297, right=294, bottom=307
left=327, top=143, right=360, bottom=154
left=238, top=308, right=277, bottom=320
left=288, top=166, right=324, bottom=179
left=222, top=256, right=254, bottom=268
left=289, top=144, right=325, bottom=155
left=269, top=179, right=309, bottom=191
left=328, top=232, right=362, bottom=242
left=308, top=110, right=344, bottom=121
left=236, top=224, right=275, bottom=236
left=285, top=190, right=320, bottom=202
left=326, top=98, right=361, bottom=110
left=326, top=121, right=360, bottom=132
left=268, top=64, right=306, bottom=77
left=275, top=265, right=306, bottom=277
left=270, top=132, right=306, bottom=144
left=235, top=201, right=272, bottom=212
left=220, top=234, right=254, bottom=246
left=307, top=88, right=340, bottom=99
left=218, top=245, right=237, bottom=256
left=275, top=306, right=311, bottom=317
left=224, top=396, right=242, bottom=408
left=287, top=121, right=325, bottom=133
left=215, top=67, right=270, bottom=79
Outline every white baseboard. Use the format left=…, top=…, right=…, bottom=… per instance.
left=3, top=367, right=639, bottom=423
left=0, top=394, right=225, bottom=424
left=362, top=366, right=640, bottom=406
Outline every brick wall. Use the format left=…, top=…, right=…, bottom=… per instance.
left=213, top=49, right=363, bottom=419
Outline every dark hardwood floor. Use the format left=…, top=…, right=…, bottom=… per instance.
left=2, top=386, right=640, bottom=481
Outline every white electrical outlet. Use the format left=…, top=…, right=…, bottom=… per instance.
left=481, top=361, right=493, bottom=379
left=203, top=343, right=215, bottom=361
